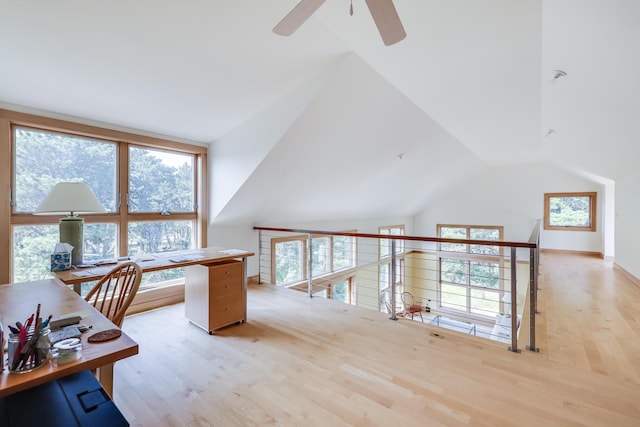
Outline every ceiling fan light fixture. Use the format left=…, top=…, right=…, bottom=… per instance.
left=273, top=0, right=406, bottom=46
left=273, top=0, right=327, bottom=36
left=365, top=0, right=406, bottom=46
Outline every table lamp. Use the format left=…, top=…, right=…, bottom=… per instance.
left=34, top=182, right=107, bottom=266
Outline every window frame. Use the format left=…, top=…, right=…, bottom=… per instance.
left=270, top=232, right=356, bottom=287
left=436, top=224, right=504, bottom=319
left=543, top=192, right=597, bottom=232
left=326, top=277, right=355, bottom=304
left=0, top=109, right=208, bottom=297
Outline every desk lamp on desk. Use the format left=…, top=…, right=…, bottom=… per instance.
left=34, top=182, right=107, bottom=266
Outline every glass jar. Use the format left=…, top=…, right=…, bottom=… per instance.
left=7, top=326, right=51, bottom=373
left=0, top=321, right=4, bottom=373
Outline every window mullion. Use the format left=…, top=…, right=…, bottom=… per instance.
left=119, top=141, right=129, bottom=258
left=466, top=259, right=472, bottom=313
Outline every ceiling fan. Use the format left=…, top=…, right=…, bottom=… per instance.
left=273, top=0, right=406, bottom=46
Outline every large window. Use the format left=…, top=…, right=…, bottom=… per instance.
left=311, top=279, right=354, bottom=304
left=271, top=233, right=356, bottom=301
left=544, top=192, right=597, bottom=232
left=128, top=146, right=195, bottom=214
left=273, top=236, right=306, bottom=285
left=1, top=110, right=207, bottom=295
left=331, top=280, right=353, bottom=304
left=437, top=225, right=503, bottom=318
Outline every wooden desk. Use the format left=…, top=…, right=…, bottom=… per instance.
left=54, top=247, right=254, bottom=286
left=55, top=247, right=255, bottom=333
left=0, top=279, right=138, bottom=397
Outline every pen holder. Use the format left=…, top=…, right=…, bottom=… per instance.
left=7, top=326, right=51, bottom=373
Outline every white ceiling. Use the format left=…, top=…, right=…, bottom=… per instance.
left=1, top=0, right=638, bottom=225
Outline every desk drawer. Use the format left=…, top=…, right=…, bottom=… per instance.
left=210, top=294, right=243, bottom=327
left=210, top=262, right=243, bottom=282
left=211, top=278, right=242, bottom=297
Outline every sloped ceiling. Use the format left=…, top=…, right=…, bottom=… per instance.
left=1, top=1, right=638, bottom=225
left=212, top=53, right=484, bottom=225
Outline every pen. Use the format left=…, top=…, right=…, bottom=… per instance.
left=35, top=303, right=41, bottom=325
left=41, top=314, right=52, bottom=329
left=19, top=325, right=26, bottom=347
left=25, top=314, right=34, bottom=329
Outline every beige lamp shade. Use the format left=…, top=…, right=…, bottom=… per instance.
left=34, top=182, right=106, bottom=266
left=34, top=182, right=107, bottom=216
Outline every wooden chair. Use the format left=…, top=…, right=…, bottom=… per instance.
left=400, top=291, right=424, bottom=322
left=84, top=261, right=142, bottom=328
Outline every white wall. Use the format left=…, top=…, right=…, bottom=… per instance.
left=208, top=225, right=260, bottom=276
left=615, top=171, right=640, bottom=278
left=209, top=162, right=614, bottom=278
left=413, top=162, right=606, bottom=253
left=209, top=66, right=332, bottom=221
left=603, top=180, right=616, bottom=258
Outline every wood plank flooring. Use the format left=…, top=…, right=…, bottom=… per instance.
left=113, top=253, right=640, bottom=426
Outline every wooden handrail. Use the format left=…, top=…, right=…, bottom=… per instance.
left=253, top=226, right=537, bottom=249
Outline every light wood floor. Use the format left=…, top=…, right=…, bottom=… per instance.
left=114, top=253, right=640, bottom=426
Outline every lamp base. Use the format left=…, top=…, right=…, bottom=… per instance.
left=59, top=216, right=84, bottom=266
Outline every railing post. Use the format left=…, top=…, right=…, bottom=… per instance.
left=307, top=233, right=313, bottom=298
left=536, top=236, right=541, bottom=291
left=509, top=247, right=520, bottom=353
left=390, top=239, right=398, bottom=320
left=257, top=230, right=263, bottom=284
left=527, top=247, right=539, bottom=352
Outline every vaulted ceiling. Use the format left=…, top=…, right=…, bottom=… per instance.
left=1, top=1, right=638, bottom=225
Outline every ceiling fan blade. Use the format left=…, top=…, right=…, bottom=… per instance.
left=364, top=0, right=406, bottom=46
left=273, top=0, right=327, bottom=36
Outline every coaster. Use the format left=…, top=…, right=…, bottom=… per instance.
left=88, top=329, right=122, bottom=343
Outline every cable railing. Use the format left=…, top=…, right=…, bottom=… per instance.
left=254, top=223, right=540, bottom=353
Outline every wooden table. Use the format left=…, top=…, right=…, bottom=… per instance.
left=55, top=247, right=255, bottom=333
left=54, top=247, right=254, bottom=287
left=0, top=279, right=138, bottom=397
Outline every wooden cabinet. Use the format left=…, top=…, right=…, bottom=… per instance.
left=185, top=260, right=245, bottom=333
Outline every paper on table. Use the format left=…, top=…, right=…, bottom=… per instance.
left=131, top=255, right=156, bottom=262
left=221, top=249, right=246, bottom=255
left=169, top=255, right=204, bottom=263
left=71, top=266, right=114, bottom=277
